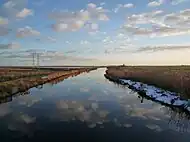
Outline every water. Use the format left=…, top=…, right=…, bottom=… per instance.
left=0, top=68, right=190, bottom=142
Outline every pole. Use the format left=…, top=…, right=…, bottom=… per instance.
left=37, top=53, right=40, bottom=67
left=32, top=52, right=35, bottom=67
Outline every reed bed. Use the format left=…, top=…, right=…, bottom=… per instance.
left=106, top=66, right=190, bottom=98
left=0, top=68, right=97, bottom=98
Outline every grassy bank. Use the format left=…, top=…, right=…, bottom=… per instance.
left=106, top=66, right=190, bottom=98
left=0, top=68, right=97, bottom=98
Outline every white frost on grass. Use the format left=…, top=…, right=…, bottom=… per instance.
left=41, top=76, right=48, bottom=79
left=88, top=123, right=96, bottom=128
left=20, top=114, right=36, bottom=124
left=120, top=79, right=190, bottom=111
left=123, top=124, right=132, bottom=128
left=146, top=124, right=162, bottom=132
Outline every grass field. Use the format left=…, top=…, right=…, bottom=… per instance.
left=0, top=67, right=97, bottom=98
left=106, top=65, right=190, bottom=98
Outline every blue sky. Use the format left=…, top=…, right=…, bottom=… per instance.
left=0, top=0, right=190, bottom=66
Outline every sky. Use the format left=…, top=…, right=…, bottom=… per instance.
left=0, top=0, right=190, bottom=66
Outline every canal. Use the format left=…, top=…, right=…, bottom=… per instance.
left=0, top=68, right=190, bottom=142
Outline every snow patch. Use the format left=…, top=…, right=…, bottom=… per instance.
left=120, top=79, right=190, bottom=112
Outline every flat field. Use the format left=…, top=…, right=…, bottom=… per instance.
left=0, top=67, right=97, bottom=98
left=106, top=66, right=190, bottom=98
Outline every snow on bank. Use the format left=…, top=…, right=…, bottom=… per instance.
left=120, top=79, right=190, bottom=111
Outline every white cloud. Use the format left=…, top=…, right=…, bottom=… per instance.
left=136, top=45, right=190, bottom=52
left=0, top=17, right=8, bottom=25
left=148, top=1, right=161, bottom=7
left=123, top=23, right=190, bottom=38
left=52, top=23, right=68, bottom=32
left=98, top=13, right=109, bottom=21
left=47, top=36, right=56, bottom=42
left=80, top=40, right=90, bottom=45
left=65, top=41, right=71, bottom=44
left=88, top=3, right=97, bottom=9
left=171, top=0, right=189, bottom=5
left=91, top=23, right=99, bottom=30
left=126, top=10, right=164, bottom=25
left=0, top=26, right=10, bottom=36
left=16, top=8, right=33, bottom=18
left=180, top=9, right=190, bottom=17
left=84, top=22, right=99, bottom=34
left=113, top=3, right=134, bottom=13
left=152, top=27, right=190, bottom=37
left=16, top=26, right=40, bottom=38
left=164, top=9, right=190, bottom=26
left=164, top=13, right=182, bottom=24
left=0, top=42, right=20, bottom=49
left=116, top=33, right=125, bottom=38
left=124, top=3, right=134, bottom=8
left=0, top=0, right=28, bottom=19
left=3, top=1, right=16, bottom=8
left=100, top=2, right=105, bottom=6
left=49, top=3, right=109, bottom=32
left=52, top=20, right=85, bottom=32
left=122, top=8, right=190, bottom=38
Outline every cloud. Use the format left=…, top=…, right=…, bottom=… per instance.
left=123, top=23, right=190, bottom=37
left=80, top=40, right=90, bottom=45
left=86, top=3, right=110, bottom=21
left=36, top=36, right=56, bottom=43
left=20, top=114, right=36, bottom=124
left=52, top=20, right=85, bottom=32
left=100, top=2, right=105, bottom=6
left=0, top=0, right=28, bottom=19
left=180, top=9, right=190, bottom=17
left=47, top=36, right=56, bottom=42
left=86, top=22, right=99, bottom=31
left=32, top=0, right=44, bottom=6
left=65, top=50, right=77, bottom=54
left=113, top=3, right=134, bottom=13
left=148, top=1, right=162, bottom=7
left=164, top=13, right=182, bottom=24
left=16, top=8, right=33, bottom=18
left=49, top=3, right=109, bottom=32
left=135, top=45, right=190, bottom=52
left=16, top=26, right=40, bottom=38
left=0, top=17, right=8, bottom=25
left=147, top=0, right=188, bottom=6
left=122, top=8, right=190, bottom=38
left=163, top=9, right=190, bottom=26
left=0, top=49, right=97, bottom=64
left=171, top=0, right=189, bottom=5
left=49, top=10, right=90, bottom=22
left=0, top=26, right=10, bottom=36
left=124, top=3, right=134, bottom=8
left=123, top=24, right=152, bottom=35
left=126, top=10, right=164, bottom=25
left=0, top=42, right=20, bottom=50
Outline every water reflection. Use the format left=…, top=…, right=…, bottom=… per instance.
left=0, top=91, right=31, bottom=104
left=0, top=69, right=190, bottom=141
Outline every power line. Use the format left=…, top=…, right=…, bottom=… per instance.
left=37, top=53, right=40, bottom=67
left=32, top=52, right=36, bottom=67
left=31, top=52, right=40, bottom=67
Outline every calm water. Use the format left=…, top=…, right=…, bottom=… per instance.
left=0, top=68, right=190, bottom=142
